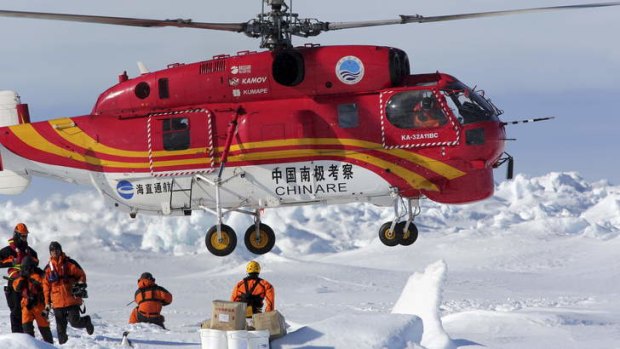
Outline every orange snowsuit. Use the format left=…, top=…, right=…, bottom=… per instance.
left=0, top=238, right=39, bottom=280
left=12, top=270, right=49, bottom=327
left=11, top=267, right=54, bottom=343
left=231, top=276, right=274, bottom=318
left=1, top=238, right=40, bottom=333
left=412, top=102, right=443, bottom=128
left=128, top=278, right=172, bottom=327
left=42, top=253, right=86, bottom=309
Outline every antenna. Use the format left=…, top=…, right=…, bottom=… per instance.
left=137, top=61, right=149, bottom=75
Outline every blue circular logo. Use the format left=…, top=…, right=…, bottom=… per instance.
left=116, top=180, right=134, bottom=200
left=336, top=56, right=365, bottom=85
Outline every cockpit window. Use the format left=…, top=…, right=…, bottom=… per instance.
left=442, top=82, right=500, bottom=124
left=386, top=91, right=448, bottom=129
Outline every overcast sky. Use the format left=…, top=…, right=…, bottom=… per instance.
left=1, top=0, right=619, bottom=201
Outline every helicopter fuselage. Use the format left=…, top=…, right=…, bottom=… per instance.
left=0, top=45, right=505, bottom=217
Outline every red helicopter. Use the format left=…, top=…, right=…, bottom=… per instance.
left=0, top=1, right=617, bottom=256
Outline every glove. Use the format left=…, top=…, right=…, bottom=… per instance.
left=71, top=282, right=88, bottom=298
left=42, top=304, right=50, bottom=318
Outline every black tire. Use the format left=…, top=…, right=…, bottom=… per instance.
left=244, top=223, right=276, bottom=255
left=397, top=222, right=418, bottom=246
left=205, top=224, right=237, bottom=256
left=378, top=222, right=401, bottom=247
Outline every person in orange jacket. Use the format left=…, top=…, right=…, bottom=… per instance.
left=412, top=96, right=445, bottom=128
left=12, top=256, right=53, bottom=343
left=128, top=272, right=173, bottom=328
left=0, top=223, right=39, bottom=333
left=231, top=261, right=275, bottom=318
left=42, top=241, right=94, bottom=344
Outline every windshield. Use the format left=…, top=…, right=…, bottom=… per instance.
left=442, top=82, right=501, bottom=124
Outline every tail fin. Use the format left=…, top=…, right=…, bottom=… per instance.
left=0, top=90, right=31, bottom=126
left=0, top=90, right=32, bottom=194
left=0, top=169, right=31, bottom=195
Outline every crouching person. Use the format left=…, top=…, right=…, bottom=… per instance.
left=12, top=256, right=53, bottom=343
left=129, top=272, right=172, bottom=328
left=43, top=241, right=94, bottom=344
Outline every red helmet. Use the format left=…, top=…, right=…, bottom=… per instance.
left=14, top=223, right=29, bottom=236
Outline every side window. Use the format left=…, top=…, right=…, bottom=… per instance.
left=134, top=82, right=150, bottom=99
left=158, top=78, right=170, bottom=99
left=162, top=117, right=189, bottom=150
left=386, top=91, right=448, bottom=129
left=337, top=103, right=359, bottom=128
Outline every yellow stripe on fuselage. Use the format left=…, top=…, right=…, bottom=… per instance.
left=49, top=118, right=207, bottom=157
left=232, top=138, right=465, bottom=180
left=12, top=123, right=211, bottom=169
left=49, top=118, right=463, bottom=180
left=10, top=124, right=151, bottom=169
left=12, top=120, right=462, bottom=188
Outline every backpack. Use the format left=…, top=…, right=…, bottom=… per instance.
left=239, top=278, right=264, bottom=316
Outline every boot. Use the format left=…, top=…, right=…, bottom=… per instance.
left=85, top=315, right=94, bottom=335
left=39, top=326, right=54, bottom=344
left=22, top=322, right=35, bottom=337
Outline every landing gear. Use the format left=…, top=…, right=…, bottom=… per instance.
left=203, top=219, right=276, bottom=256
left=378, top=222, right=400, bottom=246
left=378, top=221, right=419, bottom=246
left=397, top=221, right=418, bottom=246
left=199, top=196, right=277, bottom=256
left=244, top=222, right=276, bottom=255
left=199, top=106, right=271, bottom=257
left=378, top=197, right=420, bottom=247
left=205, top=224, right=237, bottom=256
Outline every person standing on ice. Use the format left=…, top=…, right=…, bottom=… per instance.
left=0, top=222, right=39, bottom=333
left=128, top=272, right=173, bottom=328
left=231, top=261, right=275, bottom=318
left=12, top=255, right=54, bottom=343
left=43, top=241, right=94, bottom=344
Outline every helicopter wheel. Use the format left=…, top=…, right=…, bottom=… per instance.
left=205, top=224, right=237, bottom=256
left=397, top=221, right=418, bottom=246
left=244, top=223, right=276, bottom=255
left=378, top=222, right=401, bottom=247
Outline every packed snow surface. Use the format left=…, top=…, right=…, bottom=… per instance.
left=0, top=172, right=619, bottom=348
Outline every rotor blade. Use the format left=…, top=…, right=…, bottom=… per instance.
left=327, top=2, right=620, bottom=30
left=0, top=10, right=245, bottom=32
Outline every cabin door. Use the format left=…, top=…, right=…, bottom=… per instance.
left=380, top=89, right=460, bottom=149
left=146, top=110, right=215, bottom=211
